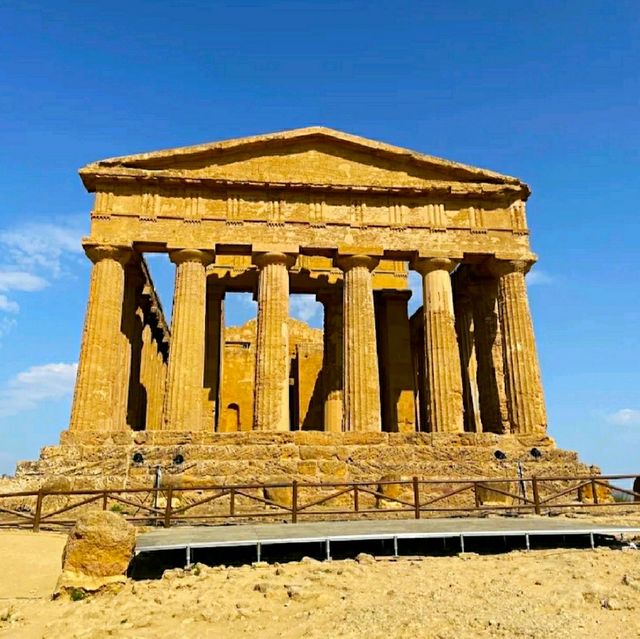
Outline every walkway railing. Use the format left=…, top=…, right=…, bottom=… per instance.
left=0, top=473, right=638, bottom=531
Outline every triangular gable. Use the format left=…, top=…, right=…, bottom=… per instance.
left=80, top=126, right=526, bottom=192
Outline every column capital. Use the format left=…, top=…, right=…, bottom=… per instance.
left=488, top=258, right=533, bottom=277
left=169, top=249, right=215, bottom=266
left=84, top=244, right=132, bottom=265
left=335, top=254, right=379, bottom=272
left=412, top=256, right=458, bottom=275
left=252, top=251, right=297, bottom=269
left=377, top=288, right=412, bottom=303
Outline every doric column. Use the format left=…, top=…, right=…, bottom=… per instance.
left=413, top=257, right=463, bottom=433
left=118, top=270, right=146, bottom=431
left=491, top=260, right=547, bottom=434
left=253, top=252, right=294, bottom=431
left=336, top=255, right=382, bottom=432
left=204, top=281, right=225, bottom=431
left=149, top=346, right=167, bottom=430
left=376, top=290, right=416, bottom=432
left=317, top=289, right=343, bottom=432
left=69, top=245, right=131, bottom=432
left=452, top=275, right=482, bottom=433
left=139, top=323, right=154, bottom=429
left=470, top=277, right=510, bottom=433
left=163, top=249, right=213, bottom=431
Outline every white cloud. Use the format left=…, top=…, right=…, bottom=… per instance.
left=606, top=409, right=640, bottom=426
left=0, top=219, right=85, bottom=334
left=0, top=295, right=19, bottom=313
left=0, top=271, right=48, bottom=292
left=527, top=269, right=553, bottom=286
left=0, top=362, right=78, bottom=418
left=290, top=294, right=321, bottom=322
left=0, top=221, right=84, bottom=277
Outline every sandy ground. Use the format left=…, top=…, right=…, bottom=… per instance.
left=1, top=526, right=640, bottom=638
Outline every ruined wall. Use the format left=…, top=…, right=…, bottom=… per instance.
left=219, top=318, right=324, bottom=432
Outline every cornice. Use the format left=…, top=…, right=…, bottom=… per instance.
left=80, top=169, right=529, bottom=199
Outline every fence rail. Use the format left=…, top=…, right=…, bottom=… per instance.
left=1, top=473, right=639, bottom=531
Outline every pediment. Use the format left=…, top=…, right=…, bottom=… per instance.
left=80, top=127, right=526, bottom=192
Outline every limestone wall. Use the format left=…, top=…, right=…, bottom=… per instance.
left=14, top=431, right=592, bottom=492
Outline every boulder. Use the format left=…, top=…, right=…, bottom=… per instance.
left=56, top=510, right=136, bottom=596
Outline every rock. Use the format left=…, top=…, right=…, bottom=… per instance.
left=285, top=584, right=304, bottom=600
left=622, top=574, right=640, bottom=591
left=602, top=597, right=622, bottom=610
left=356, top=553, right=376, bottom=564
left=56, top=510, right=136, bottom=596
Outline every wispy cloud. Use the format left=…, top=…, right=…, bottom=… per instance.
left=0, top=362, right=78, bottom=418
left=606, top=408, right=640, bottom=426
left=290, top=294, right=321, bottom=322
left=0, top=271, right=48, bottom=292
left=0, top=221, right=84, bottom=277
left=527, top=269, right=553, bottom=286
left=0, top=218, right=85, bottom=336
left=0, top=295, right=19, bottom=314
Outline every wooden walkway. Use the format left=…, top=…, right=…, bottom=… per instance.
left=136, top=518, right=640, bottom=565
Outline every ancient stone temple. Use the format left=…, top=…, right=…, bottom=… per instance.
left=15, top=127, right=591, bottom=487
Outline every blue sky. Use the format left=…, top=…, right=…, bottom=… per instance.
left=0, top=1, right=638, bottom=476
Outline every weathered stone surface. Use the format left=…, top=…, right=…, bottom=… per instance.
left=56, top=511, right=135, bottom=595
left=10, top=127, right=592, bottom=512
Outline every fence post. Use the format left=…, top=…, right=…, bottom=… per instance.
left=291, top=481, right=298, bottom=524
left=164, top=487, right=173, bottom=528
left=532, top=476, right=541, bottom=515
left=33, top=490, right=44, bottom=532
left=353, top=484, right=359, bottom=513
left=102, top=491, right=108, bottom=511
left=473, top=482, right=481, bottom=509
left=230, top=488, right=235, bottom=517
left=591, top=476, right=599, bottom=505
left=413, top=476, right=421, bottom=519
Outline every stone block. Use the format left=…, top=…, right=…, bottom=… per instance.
left=56, top=511, right=135, bottom=595
left=297, top=461, right=318, bottom=477
left=318, top=460, right=348, bottom=478
left=299, top=445, right=338, bottom=460
left=341, top=432, right=388, bottom=445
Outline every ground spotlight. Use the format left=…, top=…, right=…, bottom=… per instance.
left=173, top=453, right=184, bottom=465
left=132, top=452, right=144, bottom=464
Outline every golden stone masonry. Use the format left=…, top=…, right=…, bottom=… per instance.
left=13, top=127, right=592, bottom=487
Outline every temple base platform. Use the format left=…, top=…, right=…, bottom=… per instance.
left=9, top=430, right=595, bottom=492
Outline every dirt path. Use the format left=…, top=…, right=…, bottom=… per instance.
left=0, top=531, right=66, bottom=600
left=1, top=528, right=640, bottom=638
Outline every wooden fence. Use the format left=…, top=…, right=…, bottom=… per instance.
left=0, top=473, right=638, bottom=531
